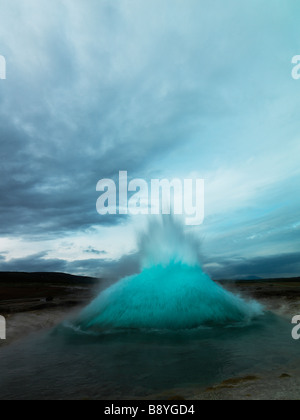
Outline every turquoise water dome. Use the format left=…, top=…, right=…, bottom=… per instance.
left=77, top=217, right=263, bottom=331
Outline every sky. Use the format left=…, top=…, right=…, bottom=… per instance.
left=0, top=0, right=300, bottom=280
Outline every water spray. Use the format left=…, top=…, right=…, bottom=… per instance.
left=76, top=217, right=263, bottom=331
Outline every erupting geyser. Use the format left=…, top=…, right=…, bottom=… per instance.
left=76, top=217, right=263, bottom=331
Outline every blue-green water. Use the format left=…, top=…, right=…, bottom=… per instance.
left=76, top=262, right=262, bottom=331
left=0, top=313, right=298, bottom=399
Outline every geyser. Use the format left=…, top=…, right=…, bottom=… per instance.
left=76, top=217, right=263, bottom=331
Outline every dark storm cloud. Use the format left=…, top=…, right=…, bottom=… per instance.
left=0, top=0, right=300, bottom=279
left=84, top=247, right=107, bottom=256
left=0, top=1, right=195, bottom=238
left=0, top=50, right=194, bottom=239
left=1, top=0, right=268, bottom=239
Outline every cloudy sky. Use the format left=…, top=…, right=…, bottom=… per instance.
left=0, top=0, right=299, bottom=279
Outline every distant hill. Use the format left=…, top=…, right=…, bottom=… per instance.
left=0, top=272, right=99, bottom=285
left=219, top=276, right=300, bottom=283
left=0, top=272, right=299, bottom=285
